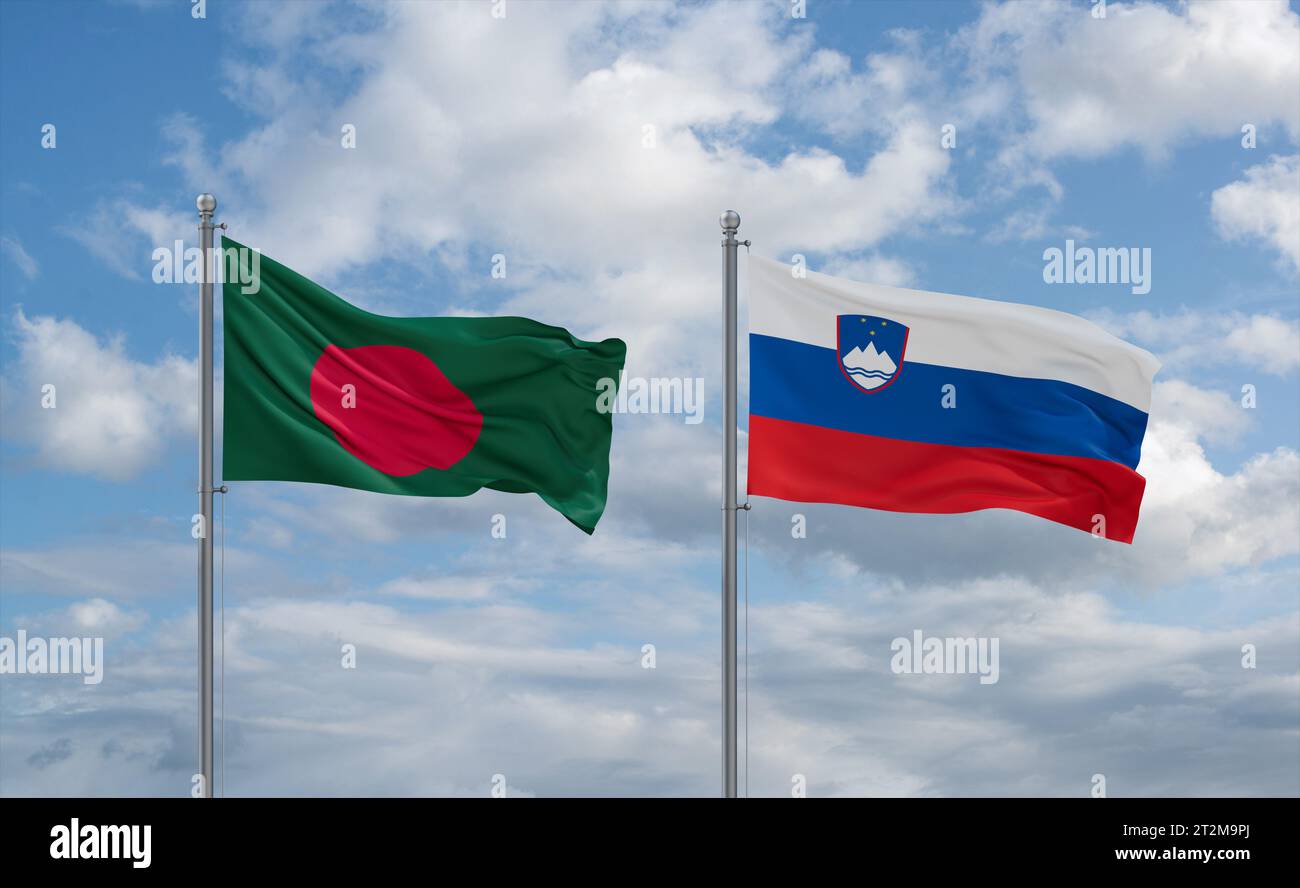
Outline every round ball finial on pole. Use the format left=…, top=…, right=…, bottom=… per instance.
left=719, top=210, right=741, bottom=232
left=196, top=193, right=217, bottom=214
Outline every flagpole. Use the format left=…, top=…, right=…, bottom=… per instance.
left=720, top=210, right=741, bottom=798
left=196, top=193, right=216, bottom=798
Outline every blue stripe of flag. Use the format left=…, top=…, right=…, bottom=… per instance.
left=750, top=334, right=1149, bottom=469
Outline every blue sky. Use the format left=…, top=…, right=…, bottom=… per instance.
left=1, top=0, right=1298, bottom=796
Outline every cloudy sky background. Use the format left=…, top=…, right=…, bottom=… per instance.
left=1, top=0, right=1297, bottom=796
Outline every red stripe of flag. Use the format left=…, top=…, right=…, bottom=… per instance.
left=747, top=415, right=1147, bottom=543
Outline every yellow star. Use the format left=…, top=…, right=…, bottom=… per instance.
left=870, top=330, right=875, bottom=335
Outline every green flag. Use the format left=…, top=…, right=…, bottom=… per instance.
left=221, top=237, right=626, bottom=533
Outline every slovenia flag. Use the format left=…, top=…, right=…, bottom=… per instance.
left=747, top=257, right=1160, bottom=543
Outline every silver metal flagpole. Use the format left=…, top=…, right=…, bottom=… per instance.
left=196, top=193, right=217, bottom=798
left=720, top=210, right=741, bottom=798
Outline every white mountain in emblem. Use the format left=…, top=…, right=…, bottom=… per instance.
left=842, top=341, right=897, bottom=390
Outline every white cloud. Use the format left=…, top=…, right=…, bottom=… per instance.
left=1132, top=414, right=1300, bottom=578
left=1147, top=379, right=1248, bottom=446
left=158, top=0, right=953, bottom=378
left=984, top=203, right=1055, bottom=242
left=1211, top=154, right=1300, bottom=271
left=1089, top=307, right=1300, bottom=377
left=63, top=598, right=147, bottom=635
left=0, top=534, right=292, bottom=604
left=60, top=199, right=192, bottom=281
left=1223, top=314, right=1300, bottom=372
left=241, top=517, right=294, bottom=550
left=3, top=596, right=147, bottom=646
left=375, top=575, right=520, bottom=602
left=750, top=579, right=1299, bottom=795
left=2, top=571, right=1294, bottom=796
left=963, top=0, right=1300, bottom=161
left=0, top=236, right=38, bottom=279
left=0, top=310, right=196, bottom=480
left=787, top=36, right=941, bottom=141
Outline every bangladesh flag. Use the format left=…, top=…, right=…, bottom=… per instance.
left=221, top=237, right=626, bottom=533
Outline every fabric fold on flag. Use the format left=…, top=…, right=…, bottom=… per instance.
left=746, top=255, right=1159, bottom=542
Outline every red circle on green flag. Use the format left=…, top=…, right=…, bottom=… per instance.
left=310, top=344, right=482, bottom=476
